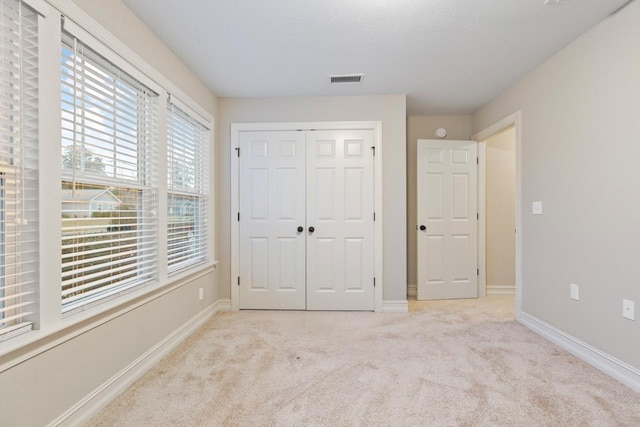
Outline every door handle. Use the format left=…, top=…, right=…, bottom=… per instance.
left=419, top=225, right=426, bottom=231
left=297, top=226, right=304, bottom=233
left=308, top=226, right=315, bottom=233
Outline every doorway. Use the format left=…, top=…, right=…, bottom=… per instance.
left=473, top=112, right=522, bottom=315
left=482, top=125, right=516, bottom=296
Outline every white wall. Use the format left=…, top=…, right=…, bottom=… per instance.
left=473, top=1, right=640, bottom=369
left=0, top=1, right=220, bottom=425
left=484, top=126, right=516, bottom=294
left=406, top=115, right=472, bottom=292
left=218, top=95, right=407, bottom=301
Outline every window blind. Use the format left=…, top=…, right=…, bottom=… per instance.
left=60, top=30, right=158, bottom=313
left=166, top=100, right=209, bottom=274
left=0, top=0, right=39, bottom=341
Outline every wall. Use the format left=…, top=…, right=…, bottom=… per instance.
left=406, top=115, right=472, bottom=293
left=0, top=1, right=220, bottom=425
left=218, top=95, right=407, bottom=301
left=484, top=126, right=515, bottom=294
left=473, top=0, right=640, bottom=370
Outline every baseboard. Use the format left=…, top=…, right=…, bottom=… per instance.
left=382, top=300, right=409, bottom=313
left=486, top=285, right=515, bottom=296
left=50, top=299, right=228, bottom=427
left=518, top=312, right=640, bottom=392
left=407, top=284, right=417, bottom=298
left=215, top=298, right=231, bottom=311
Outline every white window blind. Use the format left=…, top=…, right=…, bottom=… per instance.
left=166, top=99, right=209, bottom=274
left=0, top=0, right=39, bottom=341
left=60, top=30, right=158, bottom=313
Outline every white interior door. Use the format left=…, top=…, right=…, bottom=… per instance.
left=417, top=140, right=478, bottom=300
left=239, top=131, right=306, bottom=309
left=306, top=130, right=375, bottom=310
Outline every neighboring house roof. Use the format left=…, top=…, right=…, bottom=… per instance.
left=176, top=199, right=195, bottom=208
left=61, top=189, right=122, bottom=204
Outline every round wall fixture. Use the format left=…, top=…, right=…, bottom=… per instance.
left=435, top=128, right=447, bottom=139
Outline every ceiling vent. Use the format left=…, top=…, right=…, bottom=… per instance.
left=330, top=74, right=364, bottom=84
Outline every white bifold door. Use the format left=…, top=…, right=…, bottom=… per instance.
left=417, top=140, right=478, bottom=300
left=239, top=130, right=375, bottom=310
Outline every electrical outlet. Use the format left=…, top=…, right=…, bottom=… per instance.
left=570, top=283, right=579, bottom=301
left=623, top=299, right=635, bottom=321
left=199, top=287, right=204, bottom=301
left=532, top=201, right=543, bottom=215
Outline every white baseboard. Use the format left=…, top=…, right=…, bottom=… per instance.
left=215, top=298, right=231, bottom=311
left=50, top=299, right=228, bottom=427
left=518, top=312, right=640, bottom=393
left=382, top=300, right=409, bottom=313
left=407, top=284, right=417, bottom=298
left=486, top=285, right=515, bottom=296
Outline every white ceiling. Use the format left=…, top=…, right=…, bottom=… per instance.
left=121, top=0, right=630, bottom=115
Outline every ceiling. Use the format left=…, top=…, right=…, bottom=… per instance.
left=121, top=0, right=630, bottom=115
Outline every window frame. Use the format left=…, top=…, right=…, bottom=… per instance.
left=60, top=28, right=161, bottom=314
left=0, top=0, right=41, bottom=342
left=166, top=98, right=211, bottom=275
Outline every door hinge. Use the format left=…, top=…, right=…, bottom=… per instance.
left=373, top=212, right=376, bottom=221
left=235, top=147, right=240, bottom=157
left=237, top=212, right=240, bottom=221
left=237, top=276, right=240, bottom=286
left=477, top=213, right=479, bottom=220
left=477, top=268, right=480, bottom=276
left=373, top=277, right=376, bottom=288
left=371, top=146, right=376, bottom=156
left=476, top=157, right=479, bottom=164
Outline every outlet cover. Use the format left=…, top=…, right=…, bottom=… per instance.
left=623, top=299, right=635, bottom=321
left=532, top=201, right=543, bottom=215
left=199, top=287, right=204, bottom=301
left=570, top=283, right=579, bottom=301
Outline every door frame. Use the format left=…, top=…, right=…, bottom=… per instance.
left=230, top=121, right=384, bottom=312
left=471, top=111, right=522, bottom=316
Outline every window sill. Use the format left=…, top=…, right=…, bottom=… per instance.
left=0, top=261, right=218, bottom=372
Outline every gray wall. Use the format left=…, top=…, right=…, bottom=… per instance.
left=218, top=95, right=407, bottom=301
left=406, top=115, right=472, bottom=288
left=473, top=0, right=640, bottom=369
left=0, top=1, right=220, bottom=425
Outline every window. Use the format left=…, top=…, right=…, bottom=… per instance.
left=60, top=30, right=159, bottom=313
left=0, top=0, right=39, bottom=341
left=166, top=100, right=210, bottom=274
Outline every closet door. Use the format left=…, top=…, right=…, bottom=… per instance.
left=239, top=131, right=306, bottom=309
left=306, top=130, right=375, bottom=310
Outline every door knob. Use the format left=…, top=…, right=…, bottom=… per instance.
left=297, top=226, right=304, bottom=233
left=309, top=226, right=315, bottom=233
left=419, top=225, right=426, bottom=231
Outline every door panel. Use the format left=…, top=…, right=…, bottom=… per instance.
left=239, top=131, right=306, bottom=309
left=417, top=140, right=478, bottom=300
left=306, top=130, right=375, bottom=310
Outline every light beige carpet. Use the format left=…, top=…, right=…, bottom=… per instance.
left=89, top=297, right=640, bottom=426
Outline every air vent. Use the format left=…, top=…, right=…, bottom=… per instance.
left=330, top=74, right=364, bottom=84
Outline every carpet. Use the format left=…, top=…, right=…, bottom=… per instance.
left=88, top=296, right=640, bottom=426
